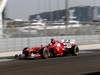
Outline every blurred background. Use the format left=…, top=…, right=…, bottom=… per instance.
left=3, top=0, right=100, bottom=37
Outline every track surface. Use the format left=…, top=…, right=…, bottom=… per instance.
left=0, top=50, right=100, bottom=75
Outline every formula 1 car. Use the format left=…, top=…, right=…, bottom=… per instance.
left=15, top=39, right=79, bottom=59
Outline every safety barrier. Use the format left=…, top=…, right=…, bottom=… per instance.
left=0, top=35, right=100, bottom=52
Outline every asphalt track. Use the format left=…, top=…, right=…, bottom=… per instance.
left=0, top=50, right=100, bottom=75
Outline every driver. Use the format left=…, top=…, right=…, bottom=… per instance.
left=51, top=38, right=56, bottom=44
left=50, top=38, right=64, bottom=46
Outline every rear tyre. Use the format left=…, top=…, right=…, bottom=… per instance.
left=70, top=46, right=79, bottom=56
left=40, top=48, right=49, bottom=59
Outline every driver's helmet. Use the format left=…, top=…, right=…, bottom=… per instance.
left=50, top=38, right=55, bottom=44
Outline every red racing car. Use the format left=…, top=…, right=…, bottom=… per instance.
left=15, top=39, right=79, bottom=59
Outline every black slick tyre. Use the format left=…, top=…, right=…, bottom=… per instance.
left=70, top=46, right=79, bottom=56
left=40, top=48, right=49, bottom=59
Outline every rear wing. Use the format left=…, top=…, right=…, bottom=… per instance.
left=62, top=39, right=77, bottom=44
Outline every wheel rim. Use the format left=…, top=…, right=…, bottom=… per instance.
left=43, top=48, right=49, bottom=58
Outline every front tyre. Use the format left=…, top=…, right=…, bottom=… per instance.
left=40, top=48, right=49, bottom=59
left=70, top=46, right=79, bottom=56
left=14, top=54, right=18, bottom=59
